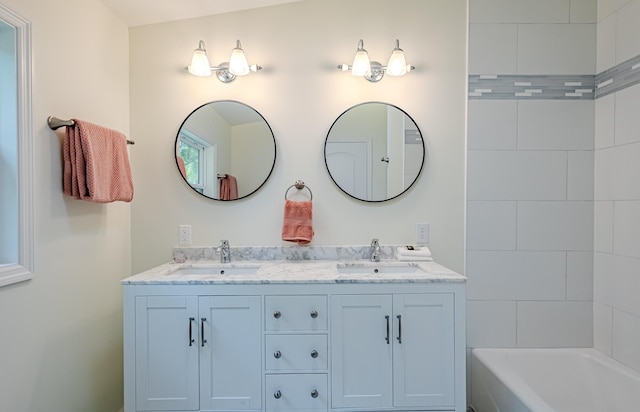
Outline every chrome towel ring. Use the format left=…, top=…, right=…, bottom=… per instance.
left=284, top=180, right=312, bottom=200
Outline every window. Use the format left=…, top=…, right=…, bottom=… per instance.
left=0, top=4, right=33, bottom=288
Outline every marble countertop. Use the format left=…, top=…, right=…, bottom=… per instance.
left=121, top=259, right=466, bottom=285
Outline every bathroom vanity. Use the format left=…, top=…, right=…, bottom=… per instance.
left=122, top=253, right=466, bottom=412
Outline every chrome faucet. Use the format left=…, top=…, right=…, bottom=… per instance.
left=370, top=238, right=381, bottom=262
left=218, top=240, right=231, bottom=263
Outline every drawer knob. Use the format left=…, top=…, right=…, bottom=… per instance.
left=273, top=310, right=281, bottom=319
left=311, top=389, right=319, bottom=398
left=310, top=310, right=318, bottom=319
left=274, top=390, right=282, bottom=399
left=274, top=350, right=282, bottom=359
left=310, top=350, right=318, bottom=358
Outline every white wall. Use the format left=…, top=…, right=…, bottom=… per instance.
left=466, top=0, right=596, bottom=349
left=0, top=1, right=130, bottom=411
left=593, top=0, right=640, bottom=372
left=129, top=0, right=468, bottom=274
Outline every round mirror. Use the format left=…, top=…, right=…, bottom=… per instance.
left=324, top=102, right=425, bottom=202
left=175, top=100, right=276, bottom=201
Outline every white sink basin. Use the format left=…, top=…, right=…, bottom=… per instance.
left=336, top=263, right=426, bottom=275
left=171, top=266, right=260, bottom=276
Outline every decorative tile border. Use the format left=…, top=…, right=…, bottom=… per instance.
left=595, top=54, right=640, bottom=98
left=468, top=54, right=640, bottom=100
left=468, top=75, right=595, bottom=100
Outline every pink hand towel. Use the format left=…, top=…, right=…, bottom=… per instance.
left=281, top=200, right=314, bottom=244
left=63, top=119, right=133, bottom=203
left=219, top=174, right=238, bottom=200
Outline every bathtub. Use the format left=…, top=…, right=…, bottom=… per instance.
left=470, top=348, right=640, bottom=412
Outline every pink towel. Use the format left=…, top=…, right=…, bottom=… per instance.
left=177, top=156, right=187, bottom=179
left=219, top=174, right=238, bottom=200
left=63, top=119, right=133, bottom=203
left=281, top=200, right=314, bottom=244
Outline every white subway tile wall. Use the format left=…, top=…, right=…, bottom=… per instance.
left=612, top=310, right=640, bottom=371
left=597, top=14, right=616, bottom=72
left=567, top=151, right=595, bottom=200
left=468, top=1, right=640, bottom=373
left=613, top=85, right=640, bottom=145
left=467, top=100, right=517, bottom=150
left=466, top=5, right=640, bottom=395
left=516, top=301, right=593, bottom=347
left=570, top=0, right=598, bottom=23
left=517, top=24, right=596, bottom=74
left=595, top=94, right=615, bottom=148
left=517, top=101, right=595, bottom=150
left=567, top=251, right=594, bottom=300
left=470, top=0, right=572, bottom=24
left=615, top=0, right=640, bottom=64
left=593, top=301, right=613, bottom=354
left=466, top=0, right=596, bottom=356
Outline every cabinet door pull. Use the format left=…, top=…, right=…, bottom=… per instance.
left=273, top=310, right=281, bottom=319
left=311, top=350, right=319, bottom=358
left=396, top=315, right=402, bottom=344
left=274, top=390, right=282, bottom=399
left=201, top=317, right=207, bottom=347
left=310, top=309, right=318, bottom=318
left=188, top=317, right=195, bottom=346
left=311, top=389, right=319, bottom=398
left=274, top=350, right=282, bottom=359
left=385, top=315, right=390, bottom=344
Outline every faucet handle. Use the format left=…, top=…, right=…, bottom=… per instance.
left=371, top=238, right=379, bottom=246
left=221, top=239, right=229, bottom=246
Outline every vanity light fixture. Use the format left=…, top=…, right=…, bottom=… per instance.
left=186, top=40, right=262, bottom=83
left=337, top=39, right=415, bottom=82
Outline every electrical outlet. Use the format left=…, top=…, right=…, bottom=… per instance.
left=416, top=223, right=429, bottom=245
left=179, top=225, right=192, bottom=245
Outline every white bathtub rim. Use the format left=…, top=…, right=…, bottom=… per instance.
left=471, top=347, right=640, bottom=412
left=472, top=348, right=556, bottom=412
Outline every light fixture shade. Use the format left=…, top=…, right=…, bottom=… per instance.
left=351, top=39, right=371, bottom=76
left=228, top=40, right=250, bottom=76
left=188, top=41, right=212, bottom=77
left=386, top=40, right=407, bottom=77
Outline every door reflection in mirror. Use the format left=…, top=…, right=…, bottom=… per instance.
left=324, top=102, right=425, bottom=202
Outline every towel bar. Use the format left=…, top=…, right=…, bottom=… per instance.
left=47, top=116, right=135, bottom=145
left=285, top=180, right=312, bottom=200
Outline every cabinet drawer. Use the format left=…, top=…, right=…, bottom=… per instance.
left=266, top=374, right=327, bottom=411
left=265, top=295, right=327, bottom=331
left=266, top=335, right=328, bottom=371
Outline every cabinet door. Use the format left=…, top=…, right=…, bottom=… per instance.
left=135, top=296, right=199, bottom=411
left=393, top=293, right=455, bottom=408
left=199, top=296, right=262, bottom=411
left=331, top=295, right=393, bottom=409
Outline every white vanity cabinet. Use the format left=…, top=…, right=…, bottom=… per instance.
left=331, top=293, right=455, bottom=409
left=130, top=293, right=262, bottom=412
left=123, top=264, right=466, bottom=412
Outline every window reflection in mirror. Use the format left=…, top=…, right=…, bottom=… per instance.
left=175, top=100, right=276, bottom=201
left=324, top=102, right=425, bottom=202
left=0, top=4, right=33, bottom=287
